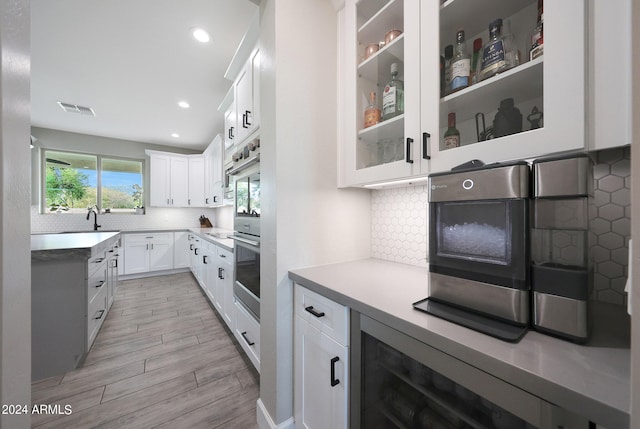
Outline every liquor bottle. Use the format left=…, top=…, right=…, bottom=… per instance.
left=530, top=0, right=544, bottom=60
left=449, top=29, right=470, bottom=93
left=382, top=63, right=404, bottom=120
left=440, top=55, right=445, bottom=97
left=470, top=38, right=482, bottom=84
left=477, top=18, right=516, bottom=82
left=364, top=91, right=381, bottom=128
left=443, top=44, right=453, bottom=96
left=443, top=112, right=460, bottom=149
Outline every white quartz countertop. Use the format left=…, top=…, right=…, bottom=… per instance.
left=289, top=258, right=630, bottom=428
left=31, top=231, right=120, bottom=255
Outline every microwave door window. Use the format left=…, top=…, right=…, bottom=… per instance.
left=436, top=201, right=511, bottom=265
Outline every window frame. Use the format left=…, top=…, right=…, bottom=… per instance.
left=41, top=149, right=145, bottom=214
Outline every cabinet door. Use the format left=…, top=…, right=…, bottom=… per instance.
left=224, top=101, right=237, bottom=148
left=427, top=0, right=586, bottom=173
left=201, top=247, right=215, bottom=300
left=340, top=0, right=422, bottom=187
left=149, top=154, right=171, bottom=206
left=188, top=156, right=206, bottom=207
left=221, top=257, right=234, bottom=328
left=149, top=234, right=174, bottom=271
left=173, top=231, right=191, bottom=269
left=210, top=136, right=225, bottom=206
left=294, top=315, right=348, bottom=429
left=123, top=239, right=149, bottom=274
left=235, top=51, right=259, bottom=143
left=170, top=156, right=189, bottom=207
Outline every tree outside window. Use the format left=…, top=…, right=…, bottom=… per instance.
left=43, top=150, right=143, bottom=214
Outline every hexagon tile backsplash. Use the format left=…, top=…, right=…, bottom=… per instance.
left=371, top=147, right=631, bottom=306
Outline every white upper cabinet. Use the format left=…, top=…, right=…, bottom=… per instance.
left=188, top=156, right=205, bottom=207
left=203, top=134, right=225, bottom=207
left=148, top=152, right=189, bottom=207
left=224, top=99, right=237, bottom=149
left=235, top=49, right=261, bottom=143
left=337, top=0, right=625, bottom=186
left=427, top=0, right=586, bottom=173
left=340, top=0, right=424, bottom=187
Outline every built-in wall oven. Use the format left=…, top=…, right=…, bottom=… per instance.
left=414, top=162, right=530, bottom=341
left=230, top=165, right=261, bottom=321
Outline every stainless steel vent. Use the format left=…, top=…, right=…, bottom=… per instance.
left=57, top=101, right=96, bottom=116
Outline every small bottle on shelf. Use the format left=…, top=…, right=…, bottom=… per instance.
left=450, top=29, right=470, bottom=93
left=443, top=112, right=460, bottom=149
left=364, top=91, right=381, bottom=128
left=470, top=37, right=482, bottom=85
left=382, top=62, right=404, bottom=120
left=476, top=18, right=517, bottom=82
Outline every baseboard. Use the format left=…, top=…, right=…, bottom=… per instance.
left=119, top=267, right=190, bottom=280
left=256, top=398, right=295, bottom=429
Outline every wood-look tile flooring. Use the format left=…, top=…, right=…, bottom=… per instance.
left=31, top=273, right=260, bottom=429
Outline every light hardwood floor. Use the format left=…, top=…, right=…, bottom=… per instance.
left=31, top=272, right=260, bottom=429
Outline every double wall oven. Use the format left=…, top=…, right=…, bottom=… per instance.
left=230, top=158, right=261, bottom=321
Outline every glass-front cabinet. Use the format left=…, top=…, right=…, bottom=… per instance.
left=426, top=0, right=585, bottom=173
left=340, top=0, right=427, bottom=187
left=338, top=0, right=587, bottom=187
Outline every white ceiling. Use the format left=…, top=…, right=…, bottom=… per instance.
left=31, top=0, right=258, bottom=151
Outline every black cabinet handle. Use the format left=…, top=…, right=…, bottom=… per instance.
left=203, top=255, right=208, bottom=264
left=93, top=258, right=104, bottom=264
left=422, top=132, right=431, bottom=160
left=245, top=110, right=252, bottom=126
left=190, top=244, right=194, bottom=250
left=241, top=331, right=255, bottom=346
left=95, top=280, right=105, bottom=288
left=330, top=356, right=340, bottom=387
left=213, top=196, right=218, bottom=203
left=194, top=248, right=199, bottom=255
left=406, top=137, right=414, bottom=164
left=304, top=305, right=325, bottom=318
left=218, top=267, right=223, bottom=279
left=229, top=126, right=235, bottom=139
left=94, top=310, right=105, bottom=320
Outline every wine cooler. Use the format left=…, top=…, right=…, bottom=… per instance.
left=354, top=314, right=591, bottom=429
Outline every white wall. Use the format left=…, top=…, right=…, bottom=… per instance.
left=0, top=0, right=32, bottom=427
left=258, top=0, right=371, bottom=426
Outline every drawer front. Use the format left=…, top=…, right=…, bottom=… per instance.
left=150, top=233, right=173, bottom=244
left=294, top=284, right=349, bottom=346
left=123, top=233, right=149, bottom=245
left=87, top=286, right=108, bottom=348
left=216, top=246, right=233, bottom=263
left=88, top=251, right=107, bottom=277
left=87, top=264, right=107, bottom=303
left=235, top=299, right=260, bottom=372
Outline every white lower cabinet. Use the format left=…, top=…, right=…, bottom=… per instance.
left=235, top=299, right=260, bottom=371
left=124, top=232, right=174, bottom=275
left=216, top=246, right=234, bottom=327
left=294, top=284, right=349, bottom=429
left=174, top=231, right=191, bottom=269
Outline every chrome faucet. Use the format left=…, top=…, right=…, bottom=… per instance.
left=87, top=206, right=101, bottom=231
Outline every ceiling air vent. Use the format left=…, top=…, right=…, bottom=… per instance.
left=57, top=101, right=96, bottom=116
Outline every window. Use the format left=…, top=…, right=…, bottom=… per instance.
left=43, top=150, right=144, bottom=214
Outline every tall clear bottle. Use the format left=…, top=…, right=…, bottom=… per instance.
left=382, top=62, right=404, bottom=120
left=450, top=29, right=470, bottom=93
left=476, top=18, right=517, bottom=82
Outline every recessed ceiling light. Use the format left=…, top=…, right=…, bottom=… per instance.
left=192, top=28, right=211, bottom=43
left=171, top=133, right=180, bottom=138
left=178, top=101, right=190, bottom=109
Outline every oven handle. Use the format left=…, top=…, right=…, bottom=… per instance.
left=230, top=235, right=260, bottom=248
